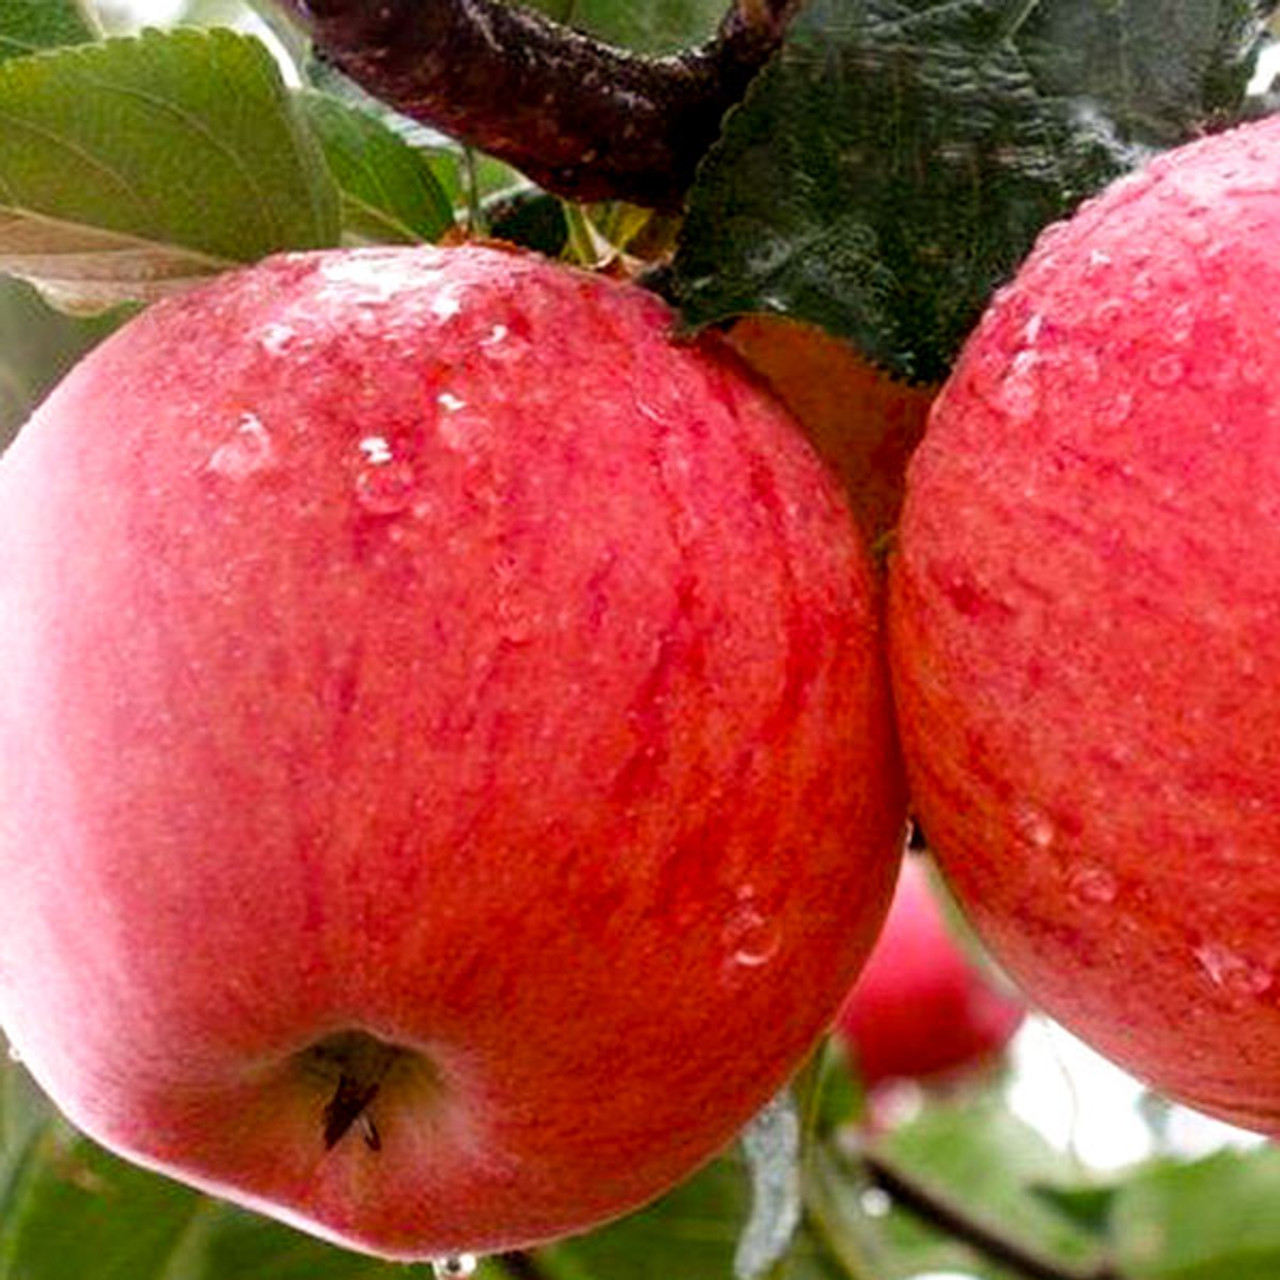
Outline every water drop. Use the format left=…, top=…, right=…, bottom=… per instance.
left=1092, top=297, right=1126, bottom=328
left=258, top=323, right=296, bottom=356
left=1068, top=864, right=1117, bottom=906
left=354, top=437, right=416, bottom=516
left=860, top=1187, right=892, bottom=1217
left=1011, top=802, right=1055, bottom=850
left=1194, top=943, right=1273, bottom=997
left=1147, top=355, right=1185, bottom=388
left=207, top=413, right=275, bottom=480
left=430, top=1257, right=478, bottom=1279
left=1096, top=390, right=1134, bottom=430
left=723, top=900, right=782, bottom=969
left=1082, top=249, right=1112, bottom=282
left=995, top=350, right=1041, bottom=423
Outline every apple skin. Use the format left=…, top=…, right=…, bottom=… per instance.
left=834, top=857, right=1023, bottom=1088
left=0, top=244, right=905, bottom=1258
left=889, top=114, right=1280, bottom=1135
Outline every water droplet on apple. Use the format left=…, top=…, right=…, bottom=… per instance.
left=354, top=437, right=416, bottom=516
left=1194, top=944, right=1273, bottom=997
left=258, top=323, right=297, bottom=356
left=1011, top=802, right=1055, bottom=850
left=723, top=901, right=782, bottom=970
left=1147, top=354, right=1185, bottom=388
left=430, top=1255, right=478, bottom=1279
left=207, top=413, right=275, bottom=480
left=1097, top=390, right=1134, bottom=430
left=994, top=350, right=1041, bottom=423
left=1068, top=864, right=1117, bottom=906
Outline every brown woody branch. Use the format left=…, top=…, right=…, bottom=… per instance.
left=272, top=0, right=802, bottom=209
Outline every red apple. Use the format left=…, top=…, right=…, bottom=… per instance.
left=834, top=857, right=1024, bottom=1088
left=889, top=114, right=1280, bottom=1134
left=0, top=244, right=904, bottom=1259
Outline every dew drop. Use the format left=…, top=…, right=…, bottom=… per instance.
left=1082, top=249, right=1112, bottom=282
left=258, top=323, right=297, bottom=356
left=1147, top=355, right=1185, bottom=388
left=723, top=899, right=782, bottom=970
left=995, top=350, right=1041, bottom=423
left=860, top=1187, right=892, bottom=1217
left=1092, top=297, right=1126, bottom=328
left=1096, top=390, right=1134, bottom=430
left=1194, top=943, right=1273, bottom=997
left=207, top=413, right=275, bottom=480
left=354, top=437, right=416, bottom=516
left=1068, top=864, right=1117, bottom=906
left=430, top=1256, right=478, bottom=1279
left=1011, top=802, right=1055, bottom=850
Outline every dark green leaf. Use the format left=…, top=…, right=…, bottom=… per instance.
left=507, top=0, right=723, bottom=54
left=1111, top=1147, right=1280, bottom=1280
left=672, top=0, right=1268, bottom=382
left=298, top=90, right=454, bottom=245
left=486, top=189, right=570, bottom=256
left=0, top=0, right=97, bottom=63
left=0, top=28, right=339, bottom=313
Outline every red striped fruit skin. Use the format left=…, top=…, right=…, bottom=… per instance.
left=0, top=244, right=904, bottom=1258
left=890, top=114, right=1280, bottom=1135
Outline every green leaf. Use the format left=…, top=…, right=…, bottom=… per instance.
left=506, top=0, right=723, bottom=54
left=671, top=0, right=1269, bottom=382
left=0, top=28, right=339, bottom=313
left=0, top=1122, right=214, bottom=1280
left=0, top=1108, right=515, bottom=1280
left=1110, top=1148, right=1280, bottom=1280
left=866, top=1096, right=1110, bottom=1279
left=297, top=90, right=454, bottom=245
left=0, top=0, right=97, bottom=63
left=0, top=275, right=123, bottom=449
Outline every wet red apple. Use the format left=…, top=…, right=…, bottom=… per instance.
left=0, top=244, right=904, bottom=1259
left=834, top=857, right=1023, bottom=1088
left=889, top=114, right=1280, bottom=1134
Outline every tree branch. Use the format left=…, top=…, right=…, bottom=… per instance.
left=270, top=0, right=801, bottom=209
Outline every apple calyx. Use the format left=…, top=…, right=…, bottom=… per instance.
left=304, top=1031, right=418, bottom=1152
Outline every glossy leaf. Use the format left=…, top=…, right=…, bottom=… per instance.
left=0, top=0, right=97, bottom=63
left=1111, top=1148, right=1280, bottom=1280
left=298, top=90, right=454, bottom=245
left=672, top=0, right=1269, bottom=382
left=0, top=28, right=339, bottom=312
left=0, top=276, right=124, bottom=450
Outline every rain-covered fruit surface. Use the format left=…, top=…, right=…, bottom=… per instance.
left=889, top=113, right=1280, bottom=1135
left=834, top=857, right=1024, bottom=1088
left=0, top=243, right=905, bottom=1258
